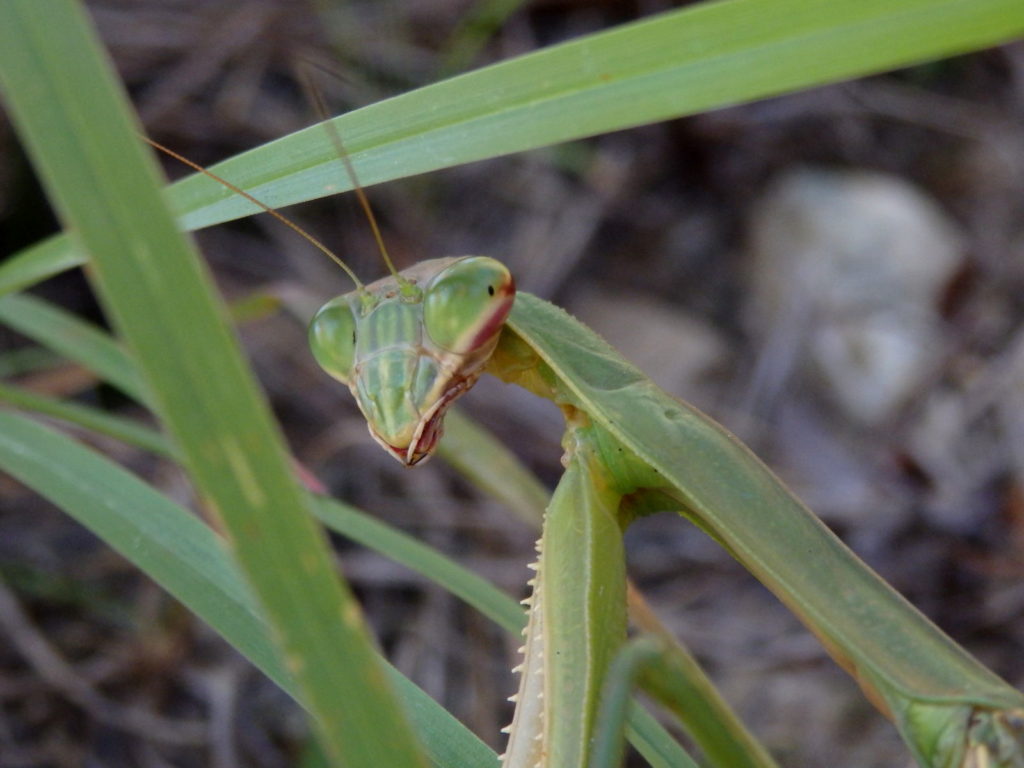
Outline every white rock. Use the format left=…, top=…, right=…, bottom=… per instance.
left=810, top=312, right=940, bottom=425
left=747, top=168, right=963, bottom=425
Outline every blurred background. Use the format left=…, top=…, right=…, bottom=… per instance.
left=0, top=1, right=1022, bottom=766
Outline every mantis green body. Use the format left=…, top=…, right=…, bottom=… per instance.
left=309, top=259, right=1024, bottom=768
left=150, top=118, right=1024, bottom=768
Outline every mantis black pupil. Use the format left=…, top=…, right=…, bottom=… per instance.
left=488, top=285, right=494, bottom=295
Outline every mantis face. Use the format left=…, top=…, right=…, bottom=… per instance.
left=309, top=256, right=515, bottom=466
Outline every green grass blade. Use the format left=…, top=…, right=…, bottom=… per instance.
left=0, top=235, right=83, bottom=297
left=591, top=641, right=694, bottom=768
left=0, top=4, right=427, bottom=766
left=2, top=0, right=1021, bottom=295
left=0, top=381, right=171, bottom=458
left=0, top=294, right=148, bottom=403
left=438, top=409, right=548, bottom=527
left=0, top=411, right=498, bottom=768
left=162, top=0, right=1024, bottom=231
left=592, top=637, right=776, bottom=768
left=313, top=496, right=526, bottom=631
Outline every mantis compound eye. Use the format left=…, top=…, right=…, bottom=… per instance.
left=308, top=296, right=358, bottom=383
left=423, top=257, right=515, bottom=353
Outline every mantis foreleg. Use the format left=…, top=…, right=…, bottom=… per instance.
left=503, top=419, right=628, bottom=768
left=504, top=293, right=1024, bottom=767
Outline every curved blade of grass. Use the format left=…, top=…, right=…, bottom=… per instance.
left=0, top=294, right=148, bottom=404
left=155, top=0, right=1024, bottom=232
left=0, top=4, right=427, bottom=767
left=0, top=235, right=84, bottom=298
left=437, top=409, right=548, bottom=527
left=592, top=636, right=776, bottom=768
left=0, top=382, right=171, bottom=458
left=2, top=0, right=1021, bottom=295
left=0, top=411, right=497, bottom=768
left=313, top=495, right=525, bottom=631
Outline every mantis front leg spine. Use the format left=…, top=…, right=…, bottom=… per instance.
left=502, top=423, right=629, bottom=768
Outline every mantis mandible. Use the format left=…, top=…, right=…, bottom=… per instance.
left=148, top=128, right=1024, bottom=768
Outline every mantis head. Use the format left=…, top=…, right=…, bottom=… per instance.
left=309, top=256, right=515, bottom=466
left=142, top=120, right=515, bottom=467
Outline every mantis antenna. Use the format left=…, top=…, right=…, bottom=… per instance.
left=295, top=60, right=417, bottom=295
left=142, top=136, right=365, bottom=290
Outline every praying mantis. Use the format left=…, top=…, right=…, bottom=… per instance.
left=2, top=2, right=1023, bottom=766
left=152, top=127, right=1024, bottom=766
left=305, top=258, right=1024, bottom=768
